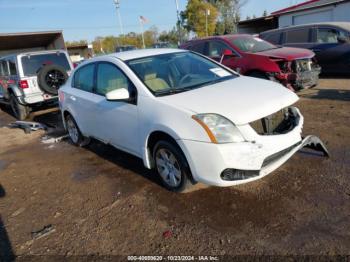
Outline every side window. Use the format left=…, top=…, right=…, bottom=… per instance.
left=1, top=61, right=9, bottom=76
left=96, top=63, right=132, bottom=96
left=8, top=60, right=17, bottom=76
left=208, top=41, right=231, bottom=57
left=264, top=32, right=282, bottom=45
left=316, top=28, right=344, bottom=43
left=0, top=61, right=4, bottom=77
left=286, top=28, right=310, bottom=43
left=73, top=63, right=95, bottom=92
left=190, top=42, right=206, bottom=54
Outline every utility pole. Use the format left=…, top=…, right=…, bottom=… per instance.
left=114, top=0, right=124, bottom=45
left=205, top=9, right=210, bottom=37
left=175, top=0, right=181, bottom=45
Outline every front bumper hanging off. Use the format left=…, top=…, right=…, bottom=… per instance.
left=300, top=135, right=329, bottom=157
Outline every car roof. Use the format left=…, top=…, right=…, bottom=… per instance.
left=182, top=34, right=255, bottom=44
left=109, top=48, right=187, bottom=61
left=0, top=49, right=68, bottom=60
left=261, top=22, right=350, bottom=34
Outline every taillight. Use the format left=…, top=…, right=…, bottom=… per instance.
left=58, top=91, right=64, bottom=102
left=19, top=80, right=29, bottom=89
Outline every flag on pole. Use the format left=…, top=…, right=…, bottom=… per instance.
left=139, top=15, right=149, bottom=24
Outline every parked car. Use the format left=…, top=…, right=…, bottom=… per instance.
left=59, top=49, right=328, bottom=192
left=152, top=42, right=172, bottom=48
left=0, top=50, right=73, bottom=120
left=260, top=22, right=350, bottom=75
left=180, top=34, right=321, bottom=91
left=115, top=45, right=136, bottom=53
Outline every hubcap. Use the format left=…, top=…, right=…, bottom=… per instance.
left=155, top=148, right=181, bottom=187
left=67, top=118, right=79, bottom=143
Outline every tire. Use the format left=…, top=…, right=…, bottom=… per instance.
left=65, top=114, right=90, bottom=147
left=153, top=140, right=192, bottom=193
left=248, top=71, right=269, bottom=80
left=9, top=94, right=28, bottom=120
left=37, top=64, right=68, bottom=95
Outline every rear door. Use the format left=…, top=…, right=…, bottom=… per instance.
left=0, top=60, right=9, bottom=99
left=65, top=62, right=97, bottom=136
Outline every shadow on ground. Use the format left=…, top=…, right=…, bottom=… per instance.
left=301, top=89, right=350, bottom=101
left=83, top=140, right=162, bottom=188
left=0, top=185, right=15, bottom=262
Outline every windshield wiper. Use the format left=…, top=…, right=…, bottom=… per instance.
left=155, top=76, right=235, bottom=97
left=155, top=87, right=193, bottom=96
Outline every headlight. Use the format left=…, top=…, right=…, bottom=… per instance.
left=192, top=114, right=245, bottom=143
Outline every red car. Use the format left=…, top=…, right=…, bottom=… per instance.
left=180, top=34, right=321, bottom=91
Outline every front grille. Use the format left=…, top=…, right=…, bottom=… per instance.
left=293, top=58, right=320, bottom=73
left=250, top=107, right=297, bottom=135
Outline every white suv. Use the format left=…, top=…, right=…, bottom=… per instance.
left=59, top=49, right=328, bottom=192
left=0, top=50, right=73, bottom=120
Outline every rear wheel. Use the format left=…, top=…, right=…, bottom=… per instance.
left=153, top=140, right=192, bottom=192
left=9, top=94, right=28, bottom=120
left=65, top=114, right=90, bottom=146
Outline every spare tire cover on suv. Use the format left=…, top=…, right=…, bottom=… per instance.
left=37, top=64, right=68, bottom=95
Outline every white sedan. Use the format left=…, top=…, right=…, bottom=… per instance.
left=59, top=49, right=328, bottom=192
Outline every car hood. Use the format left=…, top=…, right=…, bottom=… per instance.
left=158, top=76, right=299, bottom=125
left=255, top=47, right=314, bottom=60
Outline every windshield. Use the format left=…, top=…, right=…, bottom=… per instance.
left=230, top=36, right=277, bottom=53
left=21, top=53, right=71, bottom=76
left=126, top=52, right=236, bottom=96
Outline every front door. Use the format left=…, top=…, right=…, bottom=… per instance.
left=207, top=40, right=241, bottom=71
left=93, top=62, right=140, bottom=156
left=310, top=27, right=350, bottom=74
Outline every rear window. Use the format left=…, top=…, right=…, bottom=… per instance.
left=190, top=42, right=206, bottom=54
left=285, top=28, right=310, bottom=43
left=21, top=53, right=71, bottom=76
left=263, top=32, right=282, bottom=45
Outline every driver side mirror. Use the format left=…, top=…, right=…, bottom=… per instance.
left=106, top=88, right=130, bottom=101
left=221, top=49, right=235, bottom=57
left=337, top=35, right=349, bottom=44
left=220, top=49, right=235, bottom=63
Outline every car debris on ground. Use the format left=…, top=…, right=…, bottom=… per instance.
left=9, top=121, right=47, bottom=134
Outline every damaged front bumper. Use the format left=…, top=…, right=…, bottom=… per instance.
left=178, top=108, right=329, bottom=187
left=272, top=58, right=321, bottom=91
left=260, top=135, right=329, bottom=178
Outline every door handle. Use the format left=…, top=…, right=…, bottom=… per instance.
left=70, top=95, right=76, bottom=101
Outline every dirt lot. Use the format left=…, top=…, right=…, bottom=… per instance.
left=0, top=78, right=350, bottom=260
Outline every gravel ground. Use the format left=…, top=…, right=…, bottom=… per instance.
left=0, top=78, right=349, bottom=260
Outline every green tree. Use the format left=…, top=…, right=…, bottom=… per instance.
left=181, top=0, right=218, bottom=37
left=262, top=10, right=268, bottom=16
left=65, top=40, right=88, bottom=47
left=159, top=27, right=188, bottom=45
left=212, top=0, right=247, bottom=34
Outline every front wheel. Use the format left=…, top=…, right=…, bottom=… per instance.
left=65, top=114, right=90, bottom=146
left=9, top=94, right=28, bottom=120
left=153, top=140, right=192, bottom=192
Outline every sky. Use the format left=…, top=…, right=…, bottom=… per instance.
left=0, top=0, right=305, bottom=42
